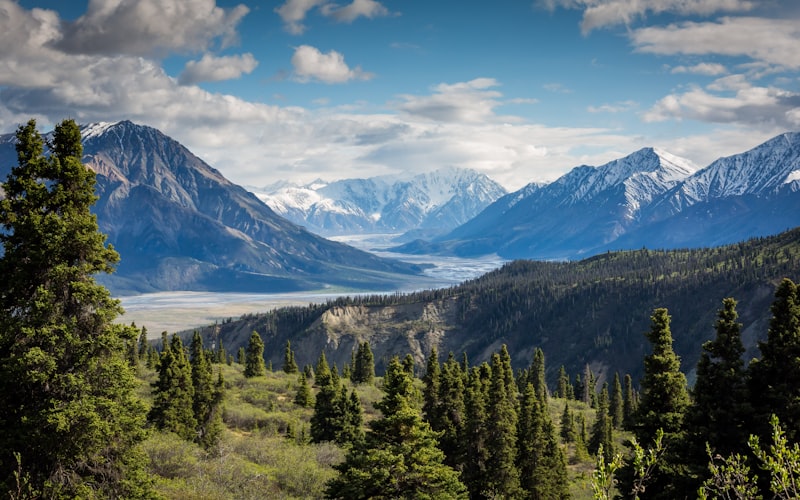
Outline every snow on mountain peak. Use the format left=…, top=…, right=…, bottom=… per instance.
left=80, top=121, right=120, bottom=140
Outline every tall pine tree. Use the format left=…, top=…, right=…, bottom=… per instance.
left=0, top=118, right=153, bottom=497
left=244, top=331, right=266, bottom=378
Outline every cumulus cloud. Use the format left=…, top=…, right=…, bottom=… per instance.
left=538, top=0, right=754, bottom=34
left=57, top=0, right=249, bottom=56
left=178, top=53, right=258, bottom=85
left=632, top=17, right=800, bottom=69
left=671, top=62, right=728, bottom=75
left=320, top=0, right=390, bottom=22
left=276, top=0, right=391, bottom=34
left=291, top=45, right=373, bottom=83
left=643, top=79, right=800, bottom=129
left=396, top=78, right=509, bottom=123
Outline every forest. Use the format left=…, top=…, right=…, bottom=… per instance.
left=0, top=118, right=799, bottom=499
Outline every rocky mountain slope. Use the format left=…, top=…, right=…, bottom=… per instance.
left=0, top=121, right=423, bottom=294
left=395, top=134, right=800, bottom=259
left=192, top=227, right=800, bottom=384
left=251, top=166, right=507, bottom=240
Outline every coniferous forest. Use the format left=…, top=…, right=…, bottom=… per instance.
left=1, top=119, right=799, bottom=498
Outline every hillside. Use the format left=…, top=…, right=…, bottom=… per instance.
left=0, top=121, right=424, bottom=294
left=191, top=227, right=800, bottom=385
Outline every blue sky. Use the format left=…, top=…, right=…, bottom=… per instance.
left=2, top=0, right=799, bottom=190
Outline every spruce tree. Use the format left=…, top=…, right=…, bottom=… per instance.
left=244, top=331, right=266, bottom=378
left=624, top=307, right=690, bottom=499
left=352, top=341, right=375, bottom=384
left=283, top=339, right=298, bottom=374
left=622, top=373, right=637, bottom=430
left=560, top=401, right=576, bottom=444
left=462, top=364, right=490, bottom=497
left=437, top=353, right=466, bottom=467
left=484, top=350, right=522, bottom=498
left=402, top=353, right=415, bottom=376
left=311, top=368, right=345, bottom=443
left=190, top=331, right=224, bottom=449
left=315, top=351, right=332, bottom=386
left=749, top=279, right=800, bottom=443
left=325, top=357, right=467, bottom=499
left=150, top=334, right=197, bottom=441
left=422, top=346, right=441, bottom=425
left=682, top=297, right=749, bottom=491
left=530, top=347, right=548, bottom=403
left=556, top=365, right=570, bottom=399
left=0, top=118, right=153, bottom=497
left=589, top=383, right=614, bottom=463
left=610, top=372, right=624, bottom=430
left=295, top=372, right=314, bottom=408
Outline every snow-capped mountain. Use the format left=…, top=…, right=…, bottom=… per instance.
left=401, top=147, right=699, bottom=259
left=0, top=121, right=423, bottom=294
left=251, top=167, right=507, bottom=238
left=397, top=134, right=800, bottom=260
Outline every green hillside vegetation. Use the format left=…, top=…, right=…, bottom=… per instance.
left=192, top=226, right=800, bottom=385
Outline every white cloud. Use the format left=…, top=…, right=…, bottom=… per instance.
left=543, top=82, right=573, bottom=94
left=291, top=45, right=373, bottom=83
left=587, top=100, right=638, bottom=113
left=58, top=0, right=250, bottom=56
left=643, top=79, right=800, bottom=129
left=396, top=78, right=510, bottom=123
left=671, top=62, right=728, bottom=75
left=538, top=0, right=754, bottom=34
left=178, top=53, right=258, bottom=85
left=276, top=0, right=391, bottom=34
left=320, top=0, right=390, bottom=22
left=275, top=0, right=326, bottom=35
left=632, top=17, right=800, bottom=69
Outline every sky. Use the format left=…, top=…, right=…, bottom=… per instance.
left=1, top=0, right=799, bottom=191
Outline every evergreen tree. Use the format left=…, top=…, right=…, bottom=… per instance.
left=311, top=368, right=344, bottom=443
left=138, top=325, right=149, bottom=360
left=315, top=351, right=332, bottom=387
left=518, top=383, right=570, bottom=499
left=237, top=346, right=246, bottom=365
left=623, top=307, right=690, bottom=499
left=244, top=331, right=266, bottom=378
left=560, top=401, right=576, bottom=444
left=352, top=341, right=375, bottom=384
left=530, top=347, right=548, bottom=403
left=325, top=357, right=467, bottom=499
left=336, top=386, right=364, bottom=446
left=422, top=346, right=441, bottom=424
left=437, top=353, right=466, bottom=467
left=0, top=118, right=153, bottom=497
left=462, top=364, right=490, bottom=497
left=283, top=339, right=299, bottom=374
left=610, top=372, right=624, bottom=430
left=295, top=372, right=314, bottom=408
left=190, top=331, right=223, bottom=449
left=749, top=278, right=800, bottom=443
left=589, top=383, right=615, bottom=463
left=150, top=335, right=197, bottom=441
left=683, top=297, right=749, bottom=491
left=402, top=353, right=415, bottom=376
left=484, top=350, right=522, bottom=498
left=623, top=373, right=637, bottom=430
left=556, top=365, right=570, bottom=399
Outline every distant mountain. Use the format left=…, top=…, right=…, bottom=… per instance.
left=395, top=134, right=800, bottom=259
left=0, top=121, right=424, bottom=294
left=250, top=167, right=507, bottom=240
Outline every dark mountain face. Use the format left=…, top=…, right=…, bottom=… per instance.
left=0, top=121, right=423, bottom=294
left=395, top=135, right=800, bottom=260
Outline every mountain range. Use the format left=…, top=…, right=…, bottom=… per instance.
left=249, top=167, right=507, bottom=241
left=394, top=134, right=800, bottom=259
left=0, top=121, right=424, bottom=295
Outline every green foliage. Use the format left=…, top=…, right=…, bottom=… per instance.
left=749, top=414, right=800, bottom=499
left=325, top=357, right=467, bottom=499
left=150, top=335, right=197, bottom=441
left=589, top=383, right=615, bottom=463
left=295, top=372, right=314, bottom=408
left=283, top=340, right=298, bottom=374
left=749, top=278, right=800, bottom=443
left=591, top=445, right=623, bottom=500
left=244, top=331, right=266, bottom=378
left=483, top=349, right=522, bottom=498
left=0, top=119, right=153, bottom=497
left=351, top=341, right=375, bottom=385
left=611, top=372, right=624, bottom=430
